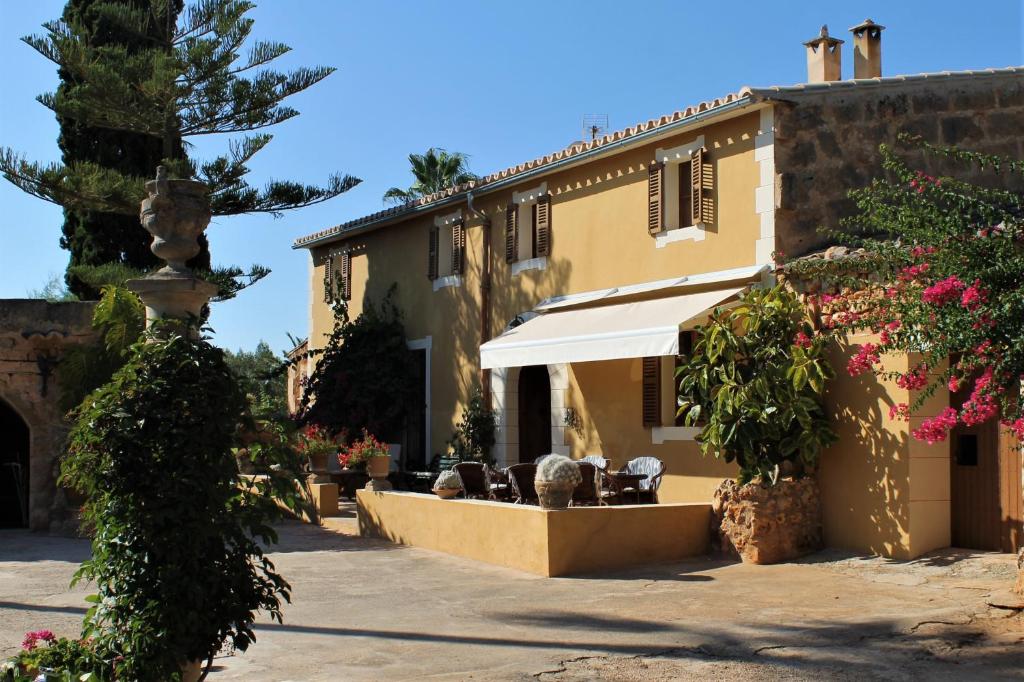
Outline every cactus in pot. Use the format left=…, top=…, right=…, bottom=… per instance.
left=534, top=455, right=582, bottom=509
left=433, top=469, right=463, bottom=499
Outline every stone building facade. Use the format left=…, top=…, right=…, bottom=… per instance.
left=0, top=300, right=96, bottom=532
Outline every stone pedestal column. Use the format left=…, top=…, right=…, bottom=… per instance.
left=126, top=167, right=217, bottom=333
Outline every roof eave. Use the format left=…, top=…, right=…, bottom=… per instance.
left=293, top=94, right=762, bottom=250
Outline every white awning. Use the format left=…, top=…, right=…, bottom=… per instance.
left=480, top=286, right=745, bottom=370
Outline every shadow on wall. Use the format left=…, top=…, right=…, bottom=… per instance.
left=820, top=340, right=910, bottom=557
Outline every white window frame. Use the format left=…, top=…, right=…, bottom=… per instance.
left=406, top=336, right=432, bottom=464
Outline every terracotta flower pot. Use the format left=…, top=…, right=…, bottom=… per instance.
left=365, top=455, right=390, bottom=479
left=536, top=481, right=574, bottom=509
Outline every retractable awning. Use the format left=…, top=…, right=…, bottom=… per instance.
left=480, top=285, right=745, bottom=370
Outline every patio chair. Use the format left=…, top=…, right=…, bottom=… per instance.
left=487, top=466, right=513, bottom=502
left=506, top=463, right=538, bottom=505
left=581, top=454, right=610, bottom=471
left=620, top=456, right=667, bottom=504
left=571, top=462, right=602, bottom=506
left=453, top=462, right=489, bottom=500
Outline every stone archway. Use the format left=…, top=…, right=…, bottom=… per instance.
left=0, top=396, right=31, bottom=527
left=490, top=363, right=570, bottom=467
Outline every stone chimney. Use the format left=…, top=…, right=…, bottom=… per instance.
left=849, top=19, right=885, bottom=79
left=803, top=25, right=843, bottom=83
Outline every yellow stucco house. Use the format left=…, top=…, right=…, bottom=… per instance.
left=294, top=25, right=1024, bottom=560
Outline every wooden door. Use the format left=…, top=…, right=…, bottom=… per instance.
left=518, top=365, right=551, bottom=464
left=950, top=421, right=1002, bottom=550
left=997, top=430, right=1023, bottom=553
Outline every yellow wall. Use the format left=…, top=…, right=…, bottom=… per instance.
left=309, top=109, right=766, bottom=459
left=818, top=332, right=951, bottom=559
left=357, top=490, right=710, bottom=576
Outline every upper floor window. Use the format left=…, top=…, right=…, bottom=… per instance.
left=427, top=210, right=464, bottom=286
left=323, top=249, right=351, bottom=302
left=505, top=182, right=551, bottom=268
left=648, top=136, right=713, bottom=236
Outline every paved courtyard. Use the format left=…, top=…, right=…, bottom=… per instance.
left=1, top=518, right=1021, bottom=680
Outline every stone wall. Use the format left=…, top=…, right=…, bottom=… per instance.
left=773, top=73, right=1024, bottom=258
left=0, top=300, right=96, bottom=532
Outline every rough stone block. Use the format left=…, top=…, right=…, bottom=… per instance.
left=983, top=111, right=1024, bottom=139
left=941, top=115, right=984, bottom=145
left=911, top=91, right=951, bottom=115
left=953, top=88, right=997, bottom=111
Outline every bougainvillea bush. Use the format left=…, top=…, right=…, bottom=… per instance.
left=786, top=138, right=1023, bottom=445
left=676, top=286, right=837, bottom=484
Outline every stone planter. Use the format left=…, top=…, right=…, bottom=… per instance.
left=306, top=449, right=333, bottom=474
left=434, top=488, right=461, bottom=499
left=364, top=455, right=392, bottom=491
left=711, top=477, right=822, bottom=564
left=536, top=481, right=574, bottom=509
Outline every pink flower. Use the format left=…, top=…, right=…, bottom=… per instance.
left=21, top=629, right=56, bottom=651
left=847, top=343, right=880, bottom=377
left=1002, top=418, right=1024, bottom=441
left=912, top=407, right=959, bottom=444
left=921, top=275, right=966, bottom=306
left=889, top=403, right=910, bottom=421
left=948, top=376, right=961, bottom=392
left=959, top=279, right=988, bottom=312
left=959, top=367, right=999, bottom=427
left=896, top=365, right=929, bottom=391
left=793, top=331, right=812, bottom=349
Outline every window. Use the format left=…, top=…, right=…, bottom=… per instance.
left=648, top=136, right=712, bottom=240
left=427, top=211, right=464, bottom=288
left=642, top=331, right=700, bottom=429
left=505, top=182, right=550, bottom=268
left=323, top=250, right=351, bottom=302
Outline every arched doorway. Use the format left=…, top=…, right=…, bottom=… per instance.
left=0, top=398, right=30, bottom=528
left=518, top=365, right=552, bottom=464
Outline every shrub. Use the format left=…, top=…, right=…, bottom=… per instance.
left=535, top=455, right=582, bottom=487
left=448, top=388, right=496, bottom=464
left=676, top=286, right=837, bottom=484
left=62, top=331, right=309, bottom=681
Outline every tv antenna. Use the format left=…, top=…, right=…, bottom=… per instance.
left=582, top=114, right=609, bottom=143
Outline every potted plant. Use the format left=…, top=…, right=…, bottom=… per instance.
left=296, top=423, right=338, bottom=475
left=341, top=430, right=392, bottom=491
left=677, top=285, right=837, bottom=564
left=432, top=469, right=463, bottom=499
left=534, top=455, right=582, bottom=509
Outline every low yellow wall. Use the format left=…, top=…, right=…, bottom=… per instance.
left=357, top=491, right=711, bottom=577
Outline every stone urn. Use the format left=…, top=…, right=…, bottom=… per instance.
left=534, top=455, right=582, bottom=509
left=126, top=166, right=218, bottom=329
left=711, top=477, right=823, bottom=564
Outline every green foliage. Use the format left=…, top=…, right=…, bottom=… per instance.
left=676, top=286, right=837, bottom=485
left=300, top=287, right=420, bottom=443
left=61, top=330, right=309, bottom=680
left=2, top=635, right=109, bottom=681
left=383, top=148, right=479, bottom=205
left=224, top=341, right=289, bottom=422
left=26, top=273, right=79, bottom=302
left=447, top=388, right=496, bottom=464
left=785, top=137, right=1024, bottom=442
left=58, top=285, right=145, bottom=412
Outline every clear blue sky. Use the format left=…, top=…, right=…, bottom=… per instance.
left=1, top=1, right=1021, bottom=354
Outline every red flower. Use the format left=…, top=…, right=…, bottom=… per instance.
left=896, top=365, right=929, bottom=391
left=793, top=331, right=813, bottom=349
left=847, top=343, right=880, bottom=377
left=21, top=629, right=56, bottom=651
left=912, top=408, right=959, bottom=444
left=921, top=275, right=966, bottom=306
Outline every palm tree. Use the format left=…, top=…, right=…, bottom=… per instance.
left=383, top=148, right=479, bottom=205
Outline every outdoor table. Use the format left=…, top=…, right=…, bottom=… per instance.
left=330, top=469, right=369, bottom=500
left=607, top=472, right=647, bottom=504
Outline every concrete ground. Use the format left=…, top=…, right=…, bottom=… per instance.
left=1, top=513, right=1022, bottom=681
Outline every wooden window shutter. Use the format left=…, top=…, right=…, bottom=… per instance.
left=691, top=147, right=713, bottom=225
left=505, top=202, right=518, bottom=263
left=535, top=194, right=551, bottom=257
left=451, top=217, right=465, bottom=275
left=647, top=162, right=664, bottom=234
left=642, top=357, right=662, bottom=428
left=323, top=254, right=334, bottom=303
left=427, top=226, right=439, bottom=280
left=339, top=250, right=351, bottom=301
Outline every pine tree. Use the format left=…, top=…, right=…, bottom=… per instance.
left=1, top=0, right=359, bottom=296
left=56, top=0, right=187, bottom=298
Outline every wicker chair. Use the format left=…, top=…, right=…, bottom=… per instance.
left=506, top=463, right=538, bottom=504
left=620, top=456, right=667, bottom=504
left=453, top=462, right=489, bottom=500
left=571, top=462, right=602, bottom=506
left=580, top=454, right=609, bottom=470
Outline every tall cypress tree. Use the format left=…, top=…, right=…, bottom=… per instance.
left=2, top=0, right=359, bottom=297
left=56, top=0, right=191, bottom=298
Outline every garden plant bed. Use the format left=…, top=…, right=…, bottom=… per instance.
left=356, top=490, right=711, bottom=576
